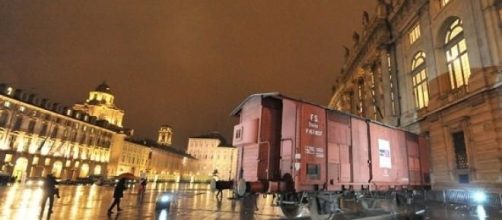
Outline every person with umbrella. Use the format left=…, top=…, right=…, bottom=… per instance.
left=108, top=178, right=127, bottom=214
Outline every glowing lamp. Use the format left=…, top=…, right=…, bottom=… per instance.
left=472, top=191, right=487, bottom=204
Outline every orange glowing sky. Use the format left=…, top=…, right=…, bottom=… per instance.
left=0, top=0, right=376, bottom=149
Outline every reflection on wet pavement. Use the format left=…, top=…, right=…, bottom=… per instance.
left=1, top=183, right=501, bottom=220
left=0, top=183, right=289, bottom=220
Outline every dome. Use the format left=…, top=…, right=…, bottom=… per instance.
left=95, top=81, right=112, bottom=94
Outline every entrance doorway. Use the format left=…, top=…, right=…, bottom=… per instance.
left=13, top=157, right=29, bottom=181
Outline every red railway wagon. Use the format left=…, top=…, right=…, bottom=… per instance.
left=230, top=93, right=430, bottom=218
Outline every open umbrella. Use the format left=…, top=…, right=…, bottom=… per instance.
left=117, top=172, right=136, bottom=180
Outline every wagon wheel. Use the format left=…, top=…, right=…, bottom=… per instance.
left=279, top=193, right=304, bottom=219
left=280, top=202, right=302, bottom=219
left=308, top=195, right=345, bottom=220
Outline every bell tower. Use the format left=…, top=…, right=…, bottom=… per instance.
left=158, top=125, right=173, bottom=146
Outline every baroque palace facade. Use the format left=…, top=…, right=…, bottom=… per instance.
left=0, top=84, right=121, bottom=181
left=0, top=82, right=192, bottom=183
left=329, top=0, right=502, bottom=191
left=186, top=132, right=237, bottom=182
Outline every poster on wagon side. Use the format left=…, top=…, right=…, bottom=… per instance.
left=378, top=139, right=392, bottom=169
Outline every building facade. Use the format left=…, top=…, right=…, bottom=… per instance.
left=328, top=0, right=502, bottom=191
left=107, top=136, right=150, bottom=177
left=186, top=132, right=238, bottom=182
left=0, top=84, right=117, bottom=181
left=148, top=141, right=192, bottom=182
left=107, top=127, right=193, bottom=182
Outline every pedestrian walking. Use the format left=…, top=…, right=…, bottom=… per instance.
left=212, top=169, right=223, bottom=199
left=108, top=178, right=127, bottom=214
left=137, top=178, right=147, bottom=202
left=41, top=173, right=58, bottom=214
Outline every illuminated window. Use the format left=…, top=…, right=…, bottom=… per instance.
left=445, top=18, right=471, bottom=90
left=452, top=131, right=468, bottom=169
left=4, top=154, right=12, bottom=162
left=409, top=24, right=421, bottom=44
left=45, top=158, right=51, bottom=166
left=3, top=101, right=10, bottom=108
left=441, top=0, right=451, bottom=7
left=6, top=87, right=13, bottom=95
left=32, top=156, right=39, bottom=165
left=74, top=161, right=80, bottom=167
left=370, top=72, right=377, bottom=120
left=411, top=52, right=430, bottom=109
left=19, top=106, right=25, bottom=112
left=387, top=53, right=396, bottom=116
left=357, top=80, right=364, bottom=115
left=65, top=160, right=71, bottom=167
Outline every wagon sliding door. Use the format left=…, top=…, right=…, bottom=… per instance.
left=350, top=118, right=370, bottom=186
left=326, top=111, right=351, bottom=191
left=369, top=123, right=409, bottom=188
left=280, top=99, right=297, bottom=179
left=241, top=144, right=259, bottom=181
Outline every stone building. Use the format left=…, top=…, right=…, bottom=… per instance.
left=186, top=132, right=238, bottom=182
left=328, top=0, right=502, bottom=192
left=0, top=83, right=121, bottom=181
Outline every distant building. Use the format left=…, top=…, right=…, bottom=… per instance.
left=73, top=82, right=125, bottom=128
left=186, top=132, right=237, bottom=182
left=0, top=83, right=121, bottom=181
left=157, top=125, right=173, bottom=146
left=107, top=136, right=150, bottom=177
left=328, top=0, right=502, bottom=191
left=107, top=125, right=194, bottom=182
left=146, top=138, right=193, bottom=182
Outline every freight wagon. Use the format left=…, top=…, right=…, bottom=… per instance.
left=230, top=93, right=430, bottom=218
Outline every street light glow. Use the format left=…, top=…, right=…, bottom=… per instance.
left=473, top=191, right=487, bottom=204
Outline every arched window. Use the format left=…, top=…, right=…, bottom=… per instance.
left=444, top=18, right=471, bottom=90
left=411, top=52, right=429, bottom=109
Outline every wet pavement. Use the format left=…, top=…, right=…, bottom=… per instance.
left=0, top=182, right=501, bottom=220
left=0, top=182, right=290, bottom=220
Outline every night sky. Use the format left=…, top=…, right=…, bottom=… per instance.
left=0, top=1, right=376, bottom=149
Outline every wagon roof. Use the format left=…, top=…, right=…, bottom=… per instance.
left=230, top=92, right=415, bottom=133
left=230, top=92, right=331, bottom=116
